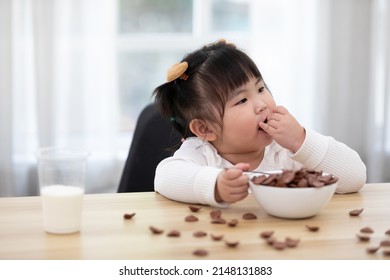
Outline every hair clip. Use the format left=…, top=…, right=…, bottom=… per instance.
left=217, top=38, right=236, bottom=48
left=167, top=62, right=189, bottom=82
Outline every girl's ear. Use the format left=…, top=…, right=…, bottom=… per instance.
left=189, top=119, right=217, bottom=141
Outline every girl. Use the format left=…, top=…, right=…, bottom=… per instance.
left=153, top=40, right=366, bottom=207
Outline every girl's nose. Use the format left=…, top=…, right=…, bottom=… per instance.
left=255, top=99, right=267, bottom=114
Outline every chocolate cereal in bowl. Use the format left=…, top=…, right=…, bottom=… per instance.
left=249, top=168, right=338, bottom=219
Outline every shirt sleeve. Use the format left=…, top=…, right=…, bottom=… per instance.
left=154, top=139, right=229, bottom=207
left=291, top=128, right=367, bottom=194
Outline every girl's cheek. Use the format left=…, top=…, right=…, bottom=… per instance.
left=266, top=95, right=277, bottom=108
left=264, top=101, right=275, bottom=111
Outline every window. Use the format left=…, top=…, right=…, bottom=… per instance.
left=119, top=0, right=193, bottom=33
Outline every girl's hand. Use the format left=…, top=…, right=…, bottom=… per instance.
left=259, top=105, right=305, bottom=153
left=215, top=163, right=250, bottom=203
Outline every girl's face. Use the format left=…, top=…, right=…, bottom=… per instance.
left=210, top=76, right=276, bottom=167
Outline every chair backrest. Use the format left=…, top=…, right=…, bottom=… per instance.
left=118, top=103, right=181, bottom=192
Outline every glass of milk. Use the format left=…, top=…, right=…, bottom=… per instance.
left=36, top=147, right=90, bottom=234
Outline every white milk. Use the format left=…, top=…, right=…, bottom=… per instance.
left=41, top=185, right=84, bottom=234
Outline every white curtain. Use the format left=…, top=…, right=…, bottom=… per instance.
left=0, top=0, right=13, bottom=196
left=367, top=0, right=390, bottom=183
left=0, top=0, right=121, bottom=196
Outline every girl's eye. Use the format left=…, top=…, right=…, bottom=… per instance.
left=258, top=87, right=265, bottom=93
left=235, top=98, right=247, bottom=105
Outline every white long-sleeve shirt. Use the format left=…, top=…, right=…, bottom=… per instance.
left=154, top=128, right=367, bottom=207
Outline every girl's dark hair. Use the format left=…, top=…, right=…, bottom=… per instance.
left=153, top=40, right=262, bottom=138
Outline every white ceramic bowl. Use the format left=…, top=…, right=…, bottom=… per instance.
left=249, top=173, right=337, bottom=219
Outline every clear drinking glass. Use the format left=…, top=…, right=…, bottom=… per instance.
left=36, top=147, right=90, bottom=234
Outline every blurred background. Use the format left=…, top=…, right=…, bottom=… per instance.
left=0, top=0, right=389, bottom=196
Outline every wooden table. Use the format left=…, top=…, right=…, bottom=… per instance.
left=0, top=183, right=389, bottom=260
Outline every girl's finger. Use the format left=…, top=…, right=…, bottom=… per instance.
left=259, top=121, right=277, bottom=135
left=230, top=185, right=249, bottom=195
left=223, top=168, right=243, bottom=180
left=273, top=105, right=289, bottom=114
left=233, top=162, right=251, bottom=171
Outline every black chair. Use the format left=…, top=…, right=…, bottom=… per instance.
left=118, top=103, right=182, bottom=192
